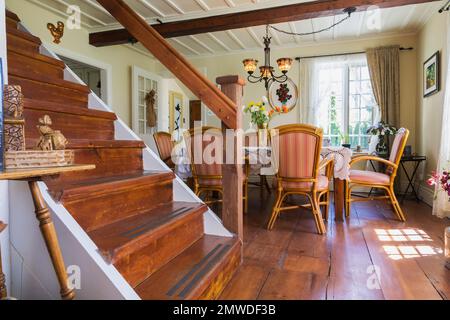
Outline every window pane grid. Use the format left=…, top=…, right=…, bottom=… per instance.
left=318, top=62, right=376, bottom=150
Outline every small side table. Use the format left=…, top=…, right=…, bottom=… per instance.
left=0, top=165, right=95, bottom=300
left=0, top=221, right=7, bottom=299
left=399, top=155, right=426, bottom=203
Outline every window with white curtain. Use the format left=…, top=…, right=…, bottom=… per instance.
left=300, top=54, right=379, bottom=150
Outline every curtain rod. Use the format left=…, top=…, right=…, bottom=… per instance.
left=439, top=0, right=450, bottom=12
left=295, top=47, right=413, bottom=61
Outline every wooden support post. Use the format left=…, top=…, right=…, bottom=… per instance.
left=216, top=76, right=245, bottom=242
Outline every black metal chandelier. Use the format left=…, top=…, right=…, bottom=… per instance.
left=243, top=7, right=357, bottom=90
left=243, top=25, right=292, bottom=90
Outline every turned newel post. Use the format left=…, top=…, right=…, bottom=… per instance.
left=216, top=75, right=245, bottom=243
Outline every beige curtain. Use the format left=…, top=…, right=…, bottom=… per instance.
left=366, top=46, right=400, bottom=127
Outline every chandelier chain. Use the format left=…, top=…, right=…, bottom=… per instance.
left=268, top=8, right=354, bottom=37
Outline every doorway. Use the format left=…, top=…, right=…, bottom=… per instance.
left=131, top=66, right=162, bottom=148
left=59, top=55, right=104, bottom=101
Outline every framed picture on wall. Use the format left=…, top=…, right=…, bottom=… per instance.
left=169, top=91, right=184, bottom=139
left=423, top=51, right=440, bottom=97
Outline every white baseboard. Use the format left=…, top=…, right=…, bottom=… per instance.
left=397, top=179, right=434, bottom=207
left=418, top=183, right=435, bottom=207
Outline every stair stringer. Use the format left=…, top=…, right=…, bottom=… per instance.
left=7, top=20, right=232, bottom=300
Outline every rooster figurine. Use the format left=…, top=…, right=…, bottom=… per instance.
left=47, top=21, right=65, bottom=44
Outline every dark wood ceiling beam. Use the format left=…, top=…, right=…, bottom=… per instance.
left=89, top=0, right=440, bottom=47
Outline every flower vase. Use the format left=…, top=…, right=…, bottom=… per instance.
left=257, top=123, right=268, bottom=145
left=257, top=123, right=268, bottom=130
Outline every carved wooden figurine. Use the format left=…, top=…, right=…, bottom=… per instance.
left=3, top=85, right=25, bottom=151
left=47, top=21, right=64, bottom=44
left=36, top=115, right=68, bottom=151
left=3, top=85, right=24, bottom=118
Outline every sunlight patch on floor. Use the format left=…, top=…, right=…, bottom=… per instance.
left=375, top=228, right=433, bottom=242
left=374, top=229, right=442, bottom=260
left=382, top=245, right=442, bottom=260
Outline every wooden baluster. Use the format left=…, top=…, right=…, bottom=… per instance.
left=216, top=76, right=245, bottom=243
left=28, top=180, right=75, bottom=300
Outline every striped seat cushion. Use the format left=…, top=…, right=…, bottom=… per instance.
left=281, top=175, right=329, bottom=190
left=198, top=178, right=222, bottom=186
left=349, top=170, right=390, bottom=185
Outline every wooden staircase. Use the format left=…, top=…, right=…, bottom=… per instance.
left=5, top=10, right=241, bottom=300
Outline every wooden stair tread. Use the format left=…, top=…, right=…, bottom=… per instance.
left=9, top=69, right=90, bottom=93
left=51, top=170, right=174, bottom=201
left=89, top=202, right=207, bottom=263
left=135, top=235, right=240, bottom=299
left=24, top=98, right=117, bottom=120
left=6, top=10, right=20, bottom=23
left=8, top=46, right=66, bottom=68
left=7, top=26, right=42, bottom=45
left=66, top=139, right=146, bottom=149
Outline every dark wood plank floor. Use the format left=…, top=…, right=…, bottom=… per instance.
left=219, top=188, right=450, bottom=300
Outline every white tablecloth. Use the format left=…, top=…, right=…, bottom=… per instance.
left=245, top=146, right=353, bottom=180
left=174, top=145, right=353, bottom=181
left=320, top=146, right=353, bottom=180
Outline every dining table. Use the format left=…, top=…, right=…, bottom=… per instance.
left=173, top=140, right=353, bottom=221
left=245, top=145, right=353, bottom=220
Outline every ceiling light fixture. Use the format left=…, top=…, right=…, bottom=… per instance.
left=243, top=7, right=356, bottom=90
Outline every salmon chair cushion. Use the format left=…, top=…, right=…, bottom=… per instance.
left=389, top=128, right=408, bottom=164
left=281, top=175, right=329, bottom=190
left=349, top=170, right=390, bottom=185
left=198, top=178, right=222, bottom=186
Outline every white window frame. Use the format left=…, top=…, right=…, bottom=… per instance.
left=319, top=60, right=377, bottom=150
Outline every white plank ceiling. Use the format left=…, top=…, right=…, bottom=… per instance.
left=28, top=0, right=441, bottom=57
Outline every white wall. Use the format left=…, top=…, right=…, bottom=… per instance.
left=0, top=0, right=11, bottom=298
left=156, top=33, right=419, bottom=148
left=416, top=11, right=449, bottom=204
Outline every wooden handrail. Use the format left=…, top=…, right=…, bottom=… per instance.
left=96, top=0, right=238, bottom=129
left=97, top=1, right=244, bottom=243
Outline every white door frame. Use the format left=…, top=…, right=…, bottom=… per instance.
left=131, top=65, right=162, bottom=137
left=44, top=43, right=113, bottom=106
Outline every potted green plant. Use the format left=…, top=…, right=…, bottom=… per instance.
left=366, top=121, right=397, bottom=156
left=339, top=131, right=351, bottom=149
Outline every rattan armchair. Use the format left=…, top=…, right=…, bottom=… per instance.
left=345, top=128, right=410, bottom=221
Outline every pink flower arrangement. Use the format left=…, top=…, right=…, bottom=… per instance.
left=427, top=170, right=450, bottom=198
